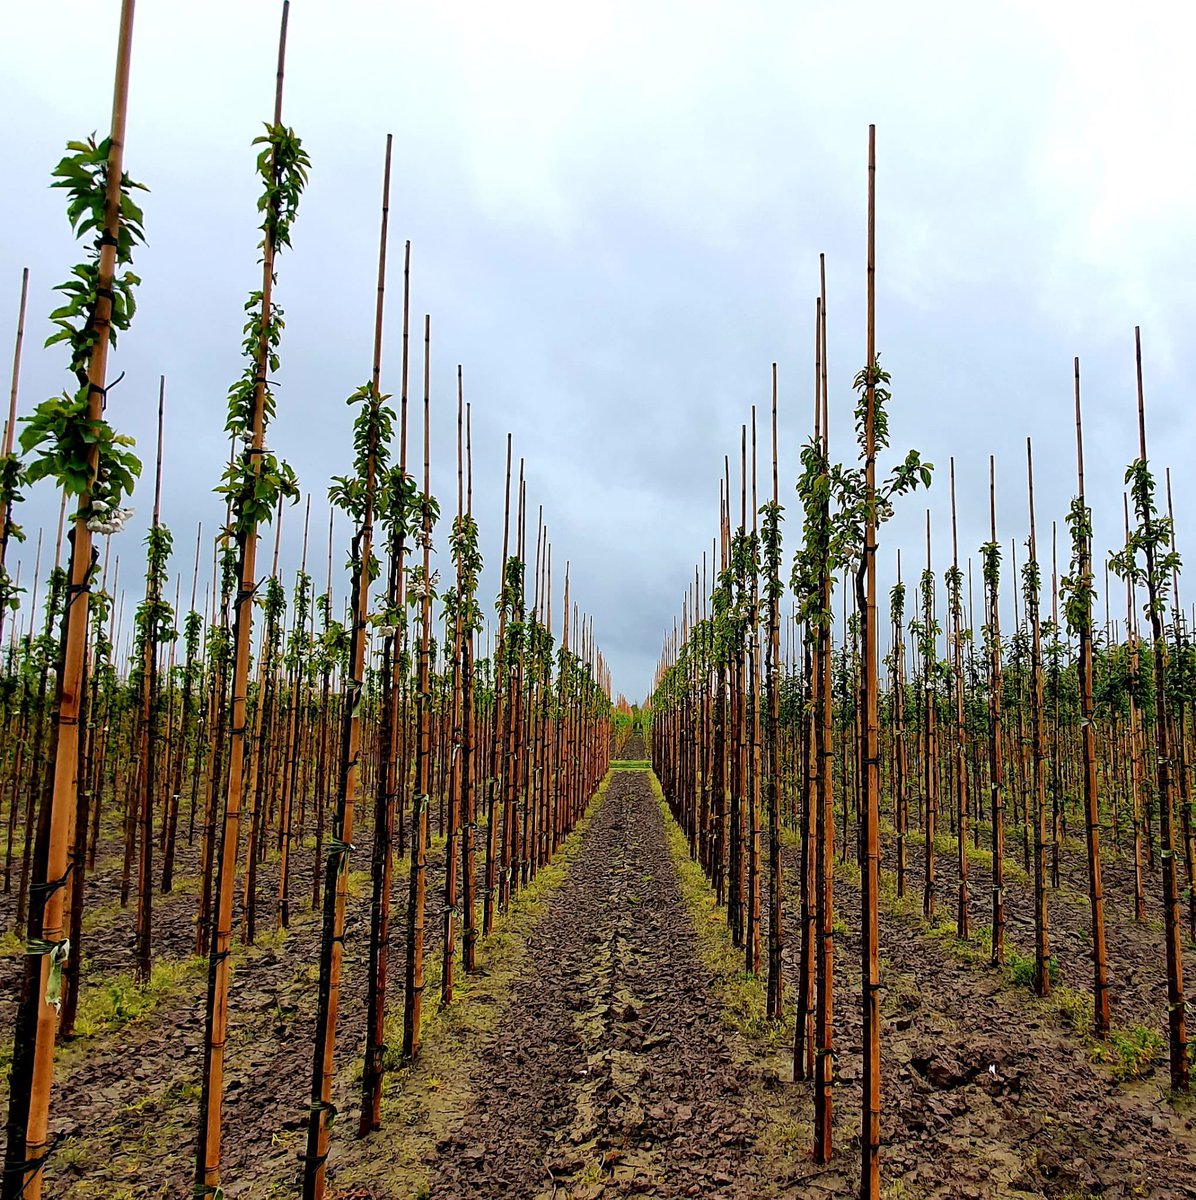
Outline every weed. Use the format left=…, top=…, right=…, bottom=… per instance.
left=1052, top=986, right=1095, bottom=1034
left=1092, top=1025, right=1164, bottom=1082
left=75, top=955, right=206, bottom=1039
left=1003, top=946, right=1060, bottom=990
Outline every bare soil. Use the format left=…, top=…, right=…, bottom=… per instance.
left=3, top=770, right=1196, bottom=1198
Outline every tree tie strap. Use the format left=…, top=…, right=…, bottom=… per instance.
left=31, top=860, right=75, bottom=900
left=326, top=837, right=354, bottom=861
left=308, top=1098, right=339, bottom=1127
left=234, top=579, right=265, bottom=613
left=26, top=938, right=70, bottom=1011
left=4, top=1132, right=66, bottom=1196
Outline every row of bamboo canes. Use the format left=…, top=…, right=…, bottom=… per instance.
left=651, top=130, right=1191, bottom=1200
left=0, top=4, right=614, bottom=1197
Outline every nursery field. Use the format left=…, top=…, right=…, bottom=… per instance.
left=4, top=3, right=1196, bottom=1199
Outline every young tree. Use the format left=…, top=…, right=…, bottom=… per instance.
left=196, top=7, right=307, bottom=1189
left=1110, top=329, right=1188, bottom=1090
left=1060, top=358, right=1111, bottom=1035
left=4, top=6, right=144, bottom=1190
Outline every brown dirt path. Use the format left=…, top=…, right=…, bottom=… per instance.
left=394, top=769, right=803, bottom=1200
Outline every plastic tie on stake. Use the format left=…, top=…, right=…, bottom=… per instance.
left=31, top=861, right=74, bottom=900
left=25, top=938, right=70, bottom=1012
left=5, top=1132, right=66, bottom=1194
left=326, top=837, right=354, bottom=862
left=44, top=939, right=69, bottom=1012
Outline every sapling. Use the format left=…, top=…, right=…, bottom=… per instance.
left=761, top=368, right=784, bottom=1019
left=132, top=454, right=174, bottom=981
left=196, top=6, right=307, bottom=1189
left=362, top=227, right=413, bottom=1134
left=306, top=375, right=394, bottom=1196
left=980, top=461, right=1006, bottom=964
left=306, top=139, right=397, bottom=1176
left=836, top=130, right=933, bottom=1192
left=3, top=4, right=144, bottom=1188
left=947, top=464, right=969, bottom=940
left=1024, top=440, right=1050, bottom=998
left=401, top=317, right=441, bottom=1064
left=1109, top=329, right=1188, bottom=1091
left=1059, top=359, right=1111, bottom=1035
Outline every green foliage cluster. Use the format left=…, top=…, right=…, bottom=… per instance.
left=1092, top=1024, right=1165, bottom=1082
left=132, top=524, right=177, bottom=679
left=1060, top=497, right=1095, bottom=637
left=285, top=569, right=312, bottom=673
left=46, top=136, right=147, bottom=377
left=0, top=453, right=26, bottom=612
left=217, top=123, right=310, bottom=536
left=1111, top=458, right=1181, bottom=621
left=21, top=136, right=147, bottom=527
left=444, top=514, right=484, bottom=637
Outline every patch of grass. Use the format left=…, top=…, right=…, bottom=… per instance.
left=883, top=1180, right=928, bottom=1200
left=58, top=1136, right=91, bottom=1173
left=756, top=1109, right=811, bottom=1170
left=72, top=1187, right=138, bottom=1200
left=254, top=922, right=291, bottom=951
left=611, top=759, right=651, bottom=770
left=1002, top=946, right=1060, bottom=991
left=124, top=1075, right=202, bottom=1111
left=965, top=844, right=994, bottom=871
left=900, top=825, right=1030, bottom=882
left=576, top=1156, right=605, bottom=1183
left=648, top=771, right=790, bottom=1048
left=920, top=917, right=993, bottom=967
left=1092, top=1025, right=1164, bottom=1082
left=81, top=896, right=127, bottom=935
left=837, top=856, right=862, bottom=889
left=1052, top=985, right=1095, bottom=1035
left=74, top=954, right=206, bottom=1040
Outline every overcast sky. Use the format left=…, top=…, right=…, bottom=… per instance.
left=3, top=1, right=1196, bottom=700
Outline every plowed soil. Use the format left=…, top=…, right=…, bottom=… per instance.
left=5, top=768, right=1196, bottom=1198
